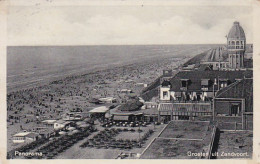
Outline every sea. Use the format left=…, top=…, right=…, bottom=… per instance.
left=7, top=45, right=219, bottom=92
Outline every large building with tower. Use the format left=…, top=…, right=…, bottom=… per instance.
left=200, top=21, right=248, bottom=70
left=157, top=21, right=253, bottom=129
left=227, top=21, right=246, bottom=69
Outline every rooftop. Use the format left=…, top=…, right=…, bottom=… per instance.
left=216, top=78, right=253, bottom=112
left=89, top=106, right=109, bottom=113
left=227, top=21, right=246, bottom=40
left=41, top=119, right=57, bottom=124
left=166, top=70, right=252, bottom=92
left=55, top=120, right=70, bottom=124
left=140, top=121, right=214, bottom=159
left=13, top=132, right=39, bottom=138
left=201, top=47, right=228, bottom=62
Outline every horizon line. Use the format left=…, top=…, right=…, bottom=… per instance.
left=7, top=43, right=253, bottom=47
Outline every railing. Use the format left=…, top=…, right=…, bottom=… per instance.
left=160, top=100, right=212, bottom=103
left=208, top=126, right=217, bottom=159
left=159, top=102, right=212, bottom=112
left=227, top=45, right=244, bottom=49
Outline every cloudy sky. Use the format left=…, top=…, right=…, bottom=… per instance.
left=7, top=3, right=253, bottom=45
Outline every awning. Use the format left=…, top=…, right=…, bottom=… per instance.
left=113, top=115, right=129, bottom=121
left=158, top=103, right=174, bottom=111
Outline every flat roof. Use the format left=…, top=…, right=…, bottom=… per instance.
left=42, top=120, right=57, bottom=124
left=13, top=132, right=39, bottom=138
left=158, top=121, right=210, bottom=140
left=140, top=120, right=214, bottom=159
left=141, top=138, right=207, bottom=159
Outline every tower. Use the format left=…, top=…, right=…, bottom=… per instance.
left=227, top=21, right=246, bottom=69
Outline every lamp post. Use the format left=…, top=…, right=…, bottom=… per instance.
left=213, top=78, right=217, bottom=121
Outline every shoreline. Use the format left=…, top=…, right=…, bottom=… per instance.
left=7, top=55, right=188, bottom=94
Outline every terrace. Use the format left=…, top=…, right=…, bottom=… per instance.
left=54, top=122, right=167, bottom=159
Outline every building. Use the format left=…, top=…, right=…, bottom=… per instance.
left=63, top=112, right=87, bottom=121
left=98, top=97, right=117, bottom=103
left=12, top=131, right=40, bottom=144
left=54, top=120, right=70, bottom=131
left=160, top=70, right=252, bottom=102
left=200, top=47, right=229, bottom=70
left=158, top=70, right=252, bottom=122
left=41, top=119, right=57, bottom=127
left=213, top=78, right=253, bottom=130
left=110, top=99, right=144, bottom=122
left=200, top=21, right=247, bottom=70
left=89, top=106, right=110, bottom=119
left=227, top=21, right=246, bottom=69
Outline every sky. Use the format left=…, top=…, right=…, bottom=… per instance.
left=7, top=3, right=253, bottom=45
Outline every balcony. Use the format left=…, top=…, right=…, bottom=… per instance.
left=228, top=45, right=244, bottom=50
left=158, top=102, right=212, bottom=112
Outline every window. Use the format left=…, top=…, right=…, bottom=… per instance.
left=163, top=91, right=168, bottom=97
left=219, top=80, right=228, bottom=88
left=220, top=83, right=227, bottom=88
left=230, top=104, right=240, bottom=116
left=197, top=94, right=201, bottom=101
left=236, top=41, right=240, bottom=45
left=181, top=81, right=187, bottom=87
left=178, top=115, right=189, bottom=120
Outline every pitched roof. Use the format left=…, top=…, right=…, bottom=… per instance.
left=161, top=80, right=171, bottom=87
left=215, top=78, right=253, bottom=112
left=168, top=70, right=252, bottom=92
left=201, top=47, right=228, bottom=62
left=89, top=106, right=109, bottom=113
left=55, top=120, right=70, bottom=124
left=42, top=120, right=57, bottom=124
